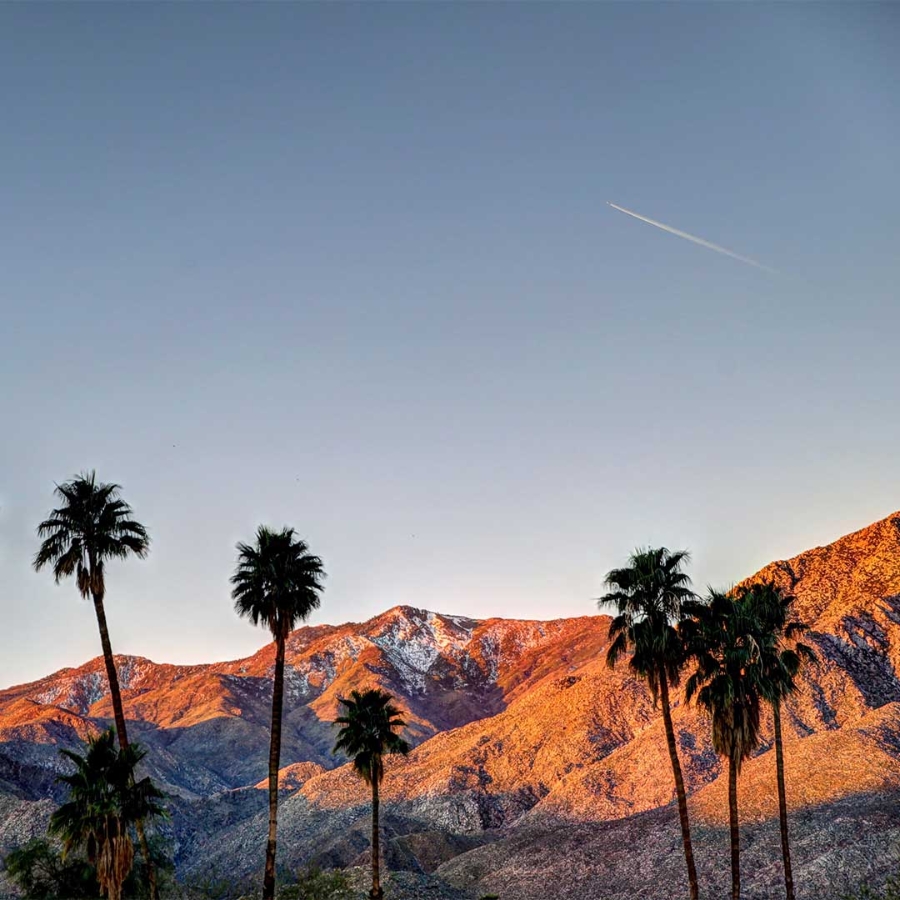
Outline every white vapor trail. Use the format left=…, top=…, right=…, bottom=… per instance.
left=607, top=202, right=777, bottom=274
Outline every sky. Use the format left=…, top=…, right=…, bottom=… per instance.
left=1, top=4, right=898, bottom=689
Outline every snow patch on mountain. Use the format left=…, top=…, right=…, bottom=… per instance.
left=367, top=609, right=476, bottom=689
left=284, top=634, right=370, bottom=696
left=33, top=671, right=107, bottom=714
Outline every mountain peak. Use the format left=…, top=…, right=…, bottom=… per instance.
left=743, top=509, right=900, bottom=628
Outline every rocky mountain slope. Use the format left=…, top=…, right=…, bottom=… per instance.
left=1, top=512, right=899, bottom=898
left=0, top=609, right=606, bottom=798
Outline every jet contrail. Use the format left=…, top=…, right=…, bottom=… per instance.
left=607, top=201, right=777, bottom=274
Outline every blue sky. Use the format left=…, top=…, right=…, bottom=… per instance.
left=1, top=4, right=898, bottom=687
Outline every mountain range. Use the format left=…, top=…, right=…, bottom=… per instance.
left=2, top=512, right=900, bottom=898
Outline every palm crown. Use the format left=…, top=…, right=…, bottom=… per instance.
left=231, top=526, right=325, bottom=641
left=50, top=730, right=165, bottom=900
left=333, top=689, right=411, bottom=785
left=601, top=546, right=701, bottom=900
left=737, top=581, right=817, bottom=704
left=602, top=547, right=696, bottom=702
left=684, top=589, right=765, bottom=771
left=34, top=471, right=149, bottom=600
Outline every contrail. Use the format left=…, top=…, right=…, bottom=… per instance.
left=607, top=201, right=777, bottom=274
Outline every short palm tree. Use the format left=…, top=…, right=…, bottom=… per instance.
left=739, top=581, right=816, bottom=900
left=333, top=689, right=410, bottom=900
left=684, top=588, right=765, bottom=900
left=231, top=526, right=326, bottom=900
left=601, top=547, right=700, bottom=900
left=50, top=729, right=165, bottom=900
left=34, top=471, right=158, bottom=899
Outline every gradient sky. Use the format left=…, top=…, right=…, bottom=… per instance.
left=1, top=4, right=898, bottom=688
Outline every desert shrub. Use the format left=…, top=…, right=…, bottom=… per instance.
left=278, top=864, right=354, bottom=900
left=4, top=838, right=98, bottom=899
left=182, top=870, right=256, bottom=900
left=843, top=877, right=900, bottom=900
left=128, top=831, right=177, bottom=899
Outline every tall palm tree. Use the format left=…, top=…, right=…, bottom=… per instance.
left=739, top=581, right=816, bottom=900
left=684, top=588, right=765, bottom=900
left=601, top=547, right=700, bottom=900
left=34, top=471, right=159, bottom=899
left=333, top=689, right=410, bottom=900
left=231, top=526, right=326, bottom=900
left=50, top=729, right=165, bottom=900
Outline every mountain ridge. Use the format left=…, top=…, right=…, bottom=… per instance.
left=2, top=511, right=900, bottom=897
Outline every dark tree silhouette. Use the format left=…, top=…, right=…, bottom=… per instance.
left=685, top=589, right=766, bottom=900
left=739, top=581, right=816, bottom=900
left=602, top=547, right=700, bottom=900
left=231, top=526, right=325, bottom=900
left=34, top=471, right=158, bottom=899
left=333, top=689, right=410, bottom=900
left=50, top=730, right=165, bottom=900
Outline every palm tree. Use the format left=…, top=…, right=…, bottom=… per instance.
left=739, top=581, right=816, bottom=900
left=50, top=729, right=165, bottom=900
left=601, top=547, right=700, bottom=900
left=333, top=689, right=410, bottom=900
left=231, top=526, right=326, bottom=900
left=684, top=588, right=765, bottom=900
left=34, top=471, right=159, bottom=899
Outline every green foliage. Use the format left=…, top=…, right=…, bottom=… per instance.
left=683, top=582, right=817, bottom=772
left=842, top=877, right=900, bottom=900
left=3, top=837, right=172, bottom=900
left=683, top=589, right=765, bottom=770
left=278, top=864, right=354, bottom=899
left=736, top=579, right=817, bottom=705
left=4, top=838, right=98, bottom=899
left=128, top=833, right=177, bottom=900
left=49, top=729, right=166, bottom=900
left=333, top=689, right=411, bottom=785
left=179, top=870, right=256, bottom=900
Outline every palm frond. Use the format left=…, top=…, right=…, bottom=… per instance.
left=332, top=688, right=411, bottom=788
left=601, top=547, right=696, bottom=703
left=49, top=729, right=165, bottom=899
left=683, top=587, right=773, bottom=771
left=34, top=474, right=149, bottom=603
left=232, top=526, right=326, bottom=641
left=605, top=630, right=629, bottom=670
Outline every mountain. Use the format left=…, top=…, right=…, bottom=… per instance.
left=1, top=512, right=900, bottom=899
left=0, top=609, right=606, bottom=798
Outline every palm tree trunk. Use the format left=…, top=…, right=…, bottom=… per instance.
left=91, top=589, right=159, bottom=900
left=658, top=667, right=699, bottom=900
left=92, top=592, right=129, bottom=748
left=773, top=702, right=795, bottom=900
left=729, top=755, right=740, bottom=900
left=263, top=635, right=286, bottom=900
left=371, top=760, right=382, bottom=900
